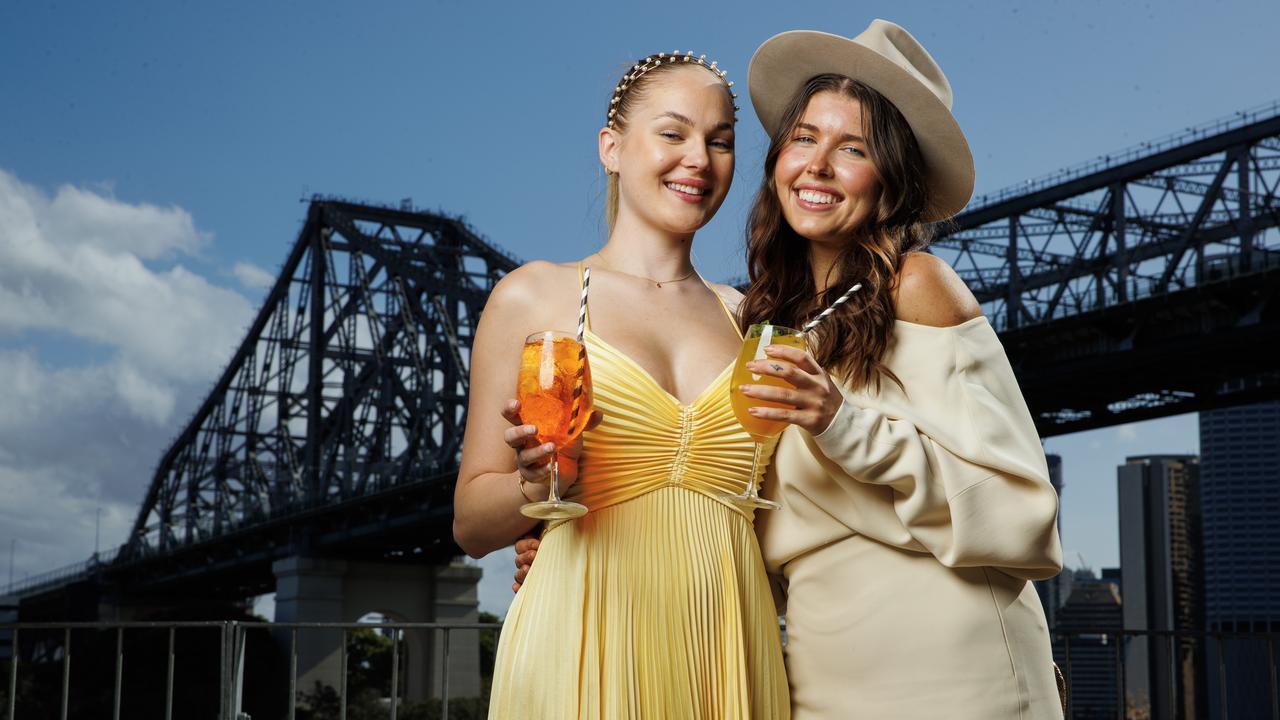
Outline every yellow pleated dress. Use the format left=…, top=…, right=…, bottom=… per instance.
left=487, top=270, right=789, bottom=720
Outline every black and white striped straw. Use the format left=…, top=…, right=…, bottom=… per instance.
left=567, top=267, right=591, bottom=430
left=576, top=266, right=591, bottom=344
left=801, top=282, right=863, bottom=334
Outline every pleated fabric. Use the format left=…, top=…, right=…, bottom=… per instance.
left=487, top=273, right=789, bottom=720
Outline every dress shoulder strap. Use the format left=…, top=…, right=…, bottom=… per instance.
left=699, top=276, right=743, bottom=340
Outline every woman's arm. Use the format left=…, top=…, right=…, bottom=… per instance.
left=453, top=262, right=577, bottom=558
left=742, top=254, right=1062, bottom=579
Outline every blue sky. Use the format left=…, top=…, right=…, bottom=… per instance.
left=1, top=0, right=1276, bottom=616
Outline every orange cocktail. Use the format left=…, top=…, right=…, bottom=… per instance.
left=516, top=331, right=592, bottom=519
left=517, top=334, right=593, bottom=447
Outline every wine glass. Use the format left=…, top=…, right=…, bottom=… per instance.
left=516, top=331, right=593, bottom=519
left=724, top=323, right=807, bottom=510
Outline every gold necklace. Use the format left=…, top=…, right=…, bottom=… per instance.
left=589, top=254, right=699, bottom=288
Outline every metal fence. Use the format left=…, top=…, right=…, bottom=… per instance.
left=0, top=621, right=501, bottom=720
left=1053, top=627, right=1279, bottom=720
left=2, top=622, right=1277, bottom=719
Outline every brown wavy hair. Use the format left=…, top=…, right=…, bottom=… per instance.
left=603, top=58, right=736, bottom=232
left=739, top=74, right=934, bottom=391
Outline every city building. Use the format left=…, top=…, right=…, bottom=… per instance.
left=1036, top=453, right=1067, bottom=629
left=1052, top=571, right=1122, bottom=719
left=1117, top=454, right=1205, bottom=720
left=1200, top=401, right=1280, bottom=718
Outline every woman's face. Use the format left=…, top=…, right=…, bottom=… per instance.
left=605, top=65, right=736, bottom=235
left=773, top=91, right=882, bottom=247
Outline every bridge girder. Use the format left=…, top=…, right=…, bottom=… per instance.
left=934, top=108, right=1280, bottom=434
left=119, top=200, right=519, bottom=576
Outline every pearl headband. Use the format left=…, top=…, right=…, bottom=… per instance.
left=607, top=50, right=738, bottom=130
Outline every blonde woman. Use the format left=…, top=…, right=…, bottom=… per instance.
left=455, top=52, right=789, bottom=719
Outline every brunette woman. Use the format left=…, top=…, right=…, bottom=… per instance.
left=739, top=21, right=1064, bottom=719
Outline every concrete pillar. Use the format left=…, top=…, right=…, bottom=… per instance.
left=273, top=557, right=348, bottom=699
left=428, top=565, right=483, bottom=698
left=271, top=557, right=483, bottom=703
left=0, top=596, right=15, bottom=662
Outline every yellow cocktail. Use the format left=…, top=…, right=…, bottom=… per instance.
left=723, top=323, right=806, bottom=510
left=729, top=332, right=807, bottom=442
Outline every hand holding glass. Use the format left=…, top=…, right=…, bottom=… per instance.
left=516, top=331, right=593, bottom=520
left=725, top=323, right=807, bottom=510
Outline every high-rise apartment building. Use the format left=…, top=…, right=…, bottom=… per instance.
left=1117, top=454, right=1205, bottom=720
left=1036, top=453, right=1067, bottom=628
left=1052, top=572, right=1122, bottom=719
left=1199, top=401, right=1280, bottom=717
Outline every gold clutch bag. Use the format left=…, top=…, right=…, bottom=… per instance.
left=1053, top=662, right=1067, bottom=714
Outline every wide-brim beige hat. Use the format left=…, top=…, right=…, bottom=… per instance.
left=748, top=20, right=975, bottom=222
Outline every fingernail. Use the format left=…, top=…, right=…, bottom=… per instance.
left=739, top=385, right=750, bottom=393
left=748, top=408, right=760, bottom=416
left=543, top=443, right=554, bottom=452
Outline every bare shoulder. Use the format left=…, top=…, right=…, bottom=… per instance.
left=708, top=281, right=745, bottom=317
left=489, top=260, right=573, bottom=300
left=892, top=252, right=983, bottom=327
left=484, top=260, right=581, bottom=329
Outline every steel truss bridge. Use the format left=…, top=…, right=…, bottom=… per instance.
left=936, top=100, right=1280, bottom=436
left=6, top=101, right=1280, bottom=611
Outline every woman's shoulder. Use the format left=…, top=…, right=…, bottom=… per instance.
left=489, top=260, right=579, bottom=301
left=483, top=260, right=583, bottom=326
left=706, top=281, right=745, bottom=316
left=892, top=252, right=983, bottom=328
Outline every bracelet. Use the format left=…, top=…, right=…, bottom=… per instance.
left=517, top=473, right=540, bottom=502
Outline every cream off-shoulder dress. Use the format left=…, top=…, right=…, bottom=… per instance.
left=758, top=316, right=1065, bottom=720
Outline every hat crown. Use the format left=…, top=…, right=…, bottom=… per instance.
left=852, top=19, right=953, bottom=110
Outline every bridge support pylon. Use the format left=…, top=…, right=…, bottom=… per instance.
left=272, top=556, right=482, bottom=704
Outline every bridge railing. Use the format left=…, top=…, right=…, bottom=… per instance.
left=0, top=545, right=128, bottom=598
left=969, top=97, right=1280, bottom=209
left=0, top=619, right=502, bottom=720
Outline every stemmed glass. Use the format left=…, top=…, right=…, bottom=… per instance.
left=516, top=331, right=593, bottom=519
left=724, top=323, right=807, bottom=510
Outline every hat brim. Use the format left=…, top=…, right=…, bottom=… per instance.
left=748, top=30, right=975, bottom=222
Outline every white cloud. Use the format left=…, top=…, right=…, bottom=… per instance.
left=0, top=350, right=113, bottom=432
left=1116, top=423, right=1138, bottom=442
left=7, top=176, right=209, bottom=260
left=0, top=463, right=134, bottom=578
left=0, top=169, right=258, bottom=585
left=0, top=169, right=254, bottom=389
left=233, top=261, right=276, bottom=291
